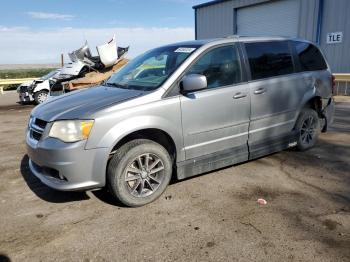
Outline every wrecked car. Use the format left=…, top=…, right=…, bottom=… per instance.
left=17, top=69, right=61, bottom=104
left=50, top=36, right=129, bottom=96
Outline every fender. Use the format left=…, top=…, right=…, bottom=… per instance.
left=90, top=115, right=185, bottom=162
left=90, top=115, right=183, bottom=188
left=295, top=82, right=334, bottom=132
left=33, top=80, right=50, bottom=93
left=296, top=83, right=322, bottom=119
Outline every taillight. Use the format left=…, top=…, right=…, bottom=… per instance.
left=331, top=75, right=336, bottom=94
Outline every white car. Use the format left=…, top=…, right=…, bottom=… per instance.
left=17, top=69, right=61, bottom=104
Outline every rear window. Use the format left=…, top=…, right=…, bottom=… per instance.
left=245, top=41, right=294, bottom=80
left=293, top=41, right=328, bottom=72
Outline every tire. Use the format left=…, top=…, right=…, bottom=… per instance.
left=107, top=139, right=172, bottom=207
left=34, top=90, right=49, bottom=104
left=295, top=108, right=320, bottom=151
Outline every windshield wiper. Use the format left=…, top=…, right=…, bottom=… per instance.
left=104, top=82, right=129, bottom=89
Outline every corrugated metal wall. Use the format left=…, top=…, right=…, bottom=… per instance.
left=236, top=0, right=300, bottom=36
left=195, top=0, right=350, bottom=72
left=195, top=0, right=319, bottom=41
left=319, top=0, right=350, bottom=73
left=297, top=0, right=319, bottom=41
left=196, top=0, right=270, bottom=39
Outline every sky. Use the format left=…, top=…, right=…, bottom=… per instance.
left=0, top=0, right=204, bottom=64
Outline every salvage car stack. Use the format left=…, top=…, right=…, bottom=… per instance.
left=17, top=36, right=129, bottom=104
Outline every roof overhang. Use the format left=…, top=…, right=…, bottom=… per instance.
left=193, top=0, right=232, bottom=9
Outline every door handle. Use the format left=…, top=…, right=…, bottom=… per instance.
left=233, top=92, right=247, bottom=99
left=254, top=88, right=267, bottom=95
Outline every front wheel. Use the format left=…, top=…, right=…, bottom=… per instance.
left=295, top=108, right=320, bottom=151
left=34, top=90, right=48, bottom=104
left=107, top=139, right=172, bottom=207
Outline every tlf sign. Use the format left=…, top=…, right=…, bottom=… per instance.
left=327, top=32, right=343, bottom=44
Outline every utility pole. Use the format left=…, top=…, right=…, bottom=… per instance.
left=61, top=53, right=64, bottom=68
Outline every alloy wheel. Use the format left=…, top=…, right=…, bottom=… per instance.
left=300, top=115, right=317, bottom=145
left=37, top=92, right=47, bottom=104
left=124, top=153, right=165, bottom=198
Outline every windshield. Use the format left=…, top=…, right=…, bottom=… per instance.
left=106, top=45, right=200, bottom=91
left=40, top=70, right=59, bottom=81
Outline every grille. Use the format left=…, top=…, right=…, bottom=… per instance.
left=34, top=118, right=47, bottom=129
left=31, top=130, right=42, bottom=141
left=20, top=85, right=29, bottom=92
left=29, top=118, right=48, bottom=141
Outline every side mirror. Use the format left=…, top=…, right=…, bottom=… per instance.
left=181, top=74, right=207, bottom=94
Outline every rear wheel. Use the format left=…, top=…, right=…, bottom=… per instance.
left=107, top=139, right=172, bottom=207
left=34, top=90, right=48, bottom=104
left=295, top=108, right=320, bottom=151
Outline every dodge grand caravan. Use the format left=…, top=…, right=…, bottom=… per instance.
left=26, top=36, right=335, bottom=207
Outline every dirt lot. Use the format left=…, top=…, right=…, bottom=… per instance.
left=0, top=92, right=349, bottom=262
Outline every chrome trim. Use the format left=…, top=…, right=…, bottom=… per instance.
left=30, top=124, right=44, bottom=133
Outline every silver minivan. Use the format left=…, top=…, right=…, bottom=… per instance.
left=26, top=36, right=335, bottom=206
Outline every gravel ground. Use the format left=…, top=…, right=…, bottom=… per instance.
left=0, top=92, right=349, bottom=262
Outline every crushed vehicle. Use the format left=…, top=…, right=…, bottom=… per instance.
left=17, top=69, right=61, bottom=104
left=26, top=36, right=335, bottom=207
left=50, top=36, right=129, bottom=96
left=17, top=36, right=129, bottom=105
left=60, top=58, right=128, bottom=91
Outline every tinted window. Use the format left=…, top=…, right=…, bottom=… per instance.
left=293, top=41, right=327, bottom=71
left=187, top=45, right=242, bottom=89
left=246, top=41, right=294, bottom=80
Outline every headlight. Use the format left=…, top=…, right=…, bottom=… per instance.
left=28, top=115, right=34, bottom=129
left=49, top=120, right=94, bottom=143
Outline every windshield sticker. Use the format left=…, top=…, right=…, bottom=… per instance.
left=174, top=47, right=196, bottom=53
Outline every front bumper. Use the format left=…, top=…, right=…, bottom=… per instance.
left=18, top=91, right=33, bottom=102
left=26, top=131, right=109, bottom=191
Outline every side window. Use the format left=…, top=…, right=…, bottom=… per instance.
left=245, top=41, right=294, bottom=80
left=293, top=41, right=327, bottom=72
left=187, top=45, right=242, bottom=89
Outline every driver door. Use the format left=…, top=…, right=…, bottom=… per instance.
left=180, top=44, right=250, bottom=162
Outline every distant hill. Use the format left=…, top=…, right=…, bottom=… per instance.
left=0, top=64, right=61, bottom=70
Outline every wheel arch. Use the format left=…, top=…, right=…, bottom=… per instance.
left=109, top=128, right=177, bottom=162
left=33, top=81, right=50, bottom=93
left=105, top=128, right=179, bottom=183
left=294, top=95, right=324, bottom=133
left=303, top=96, right=323, bottom=116
left=299, top=90, right=323, bottom=118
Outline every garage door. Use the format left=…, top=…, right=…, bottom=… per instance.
left=236, top=0, right=300, bottom=37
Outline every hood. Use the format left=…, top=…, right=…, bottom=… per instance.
left=57, top=61, right=86, bottom=78
left=20, top=80, right=35, bottom=87
left=31, top=85, right=144, bottom=122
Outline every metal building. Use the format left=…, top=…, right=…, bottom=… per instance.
left=193, top=0, right=350, bottom=73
